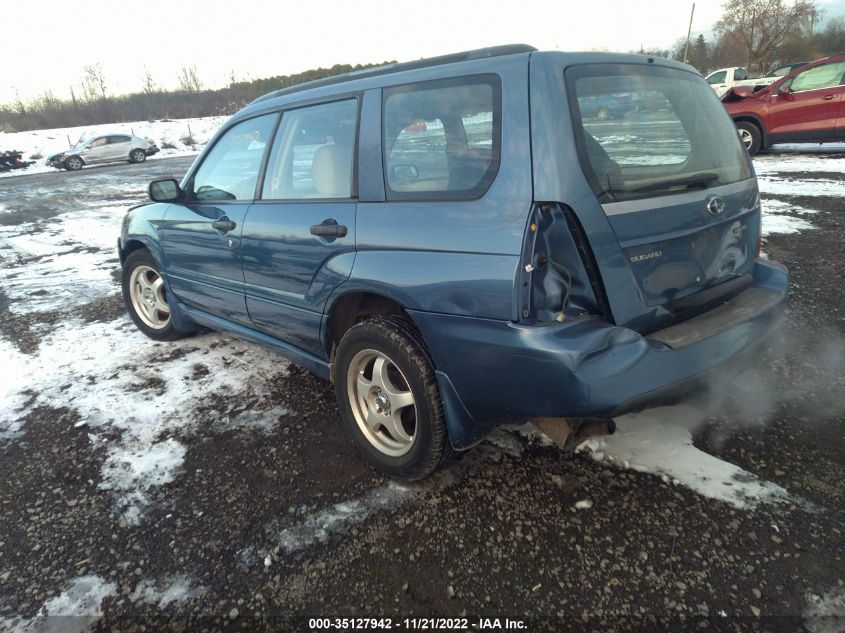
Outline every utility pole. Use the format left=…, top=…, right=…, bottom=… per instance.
left=683, top=3, right=696, bottom=64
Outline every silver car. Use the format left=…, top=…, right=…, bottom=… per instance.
left=47, top=134, right=159, bottom=171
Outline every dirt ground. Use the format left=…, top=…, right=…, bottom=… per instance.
left=0, top=153, right=843, bottom=632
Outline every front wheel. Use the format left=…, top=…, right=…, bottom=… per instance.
left=334, top=315, right=451, bottom=480
left=736, top=121, right=762, bottom=156
left=596, top=106, right=612, bottom=120
left=121, top=249, right=191, bottom=341
left=129, top=149, right=146, bottom=163
left=65, top=155, right=83, bottom=171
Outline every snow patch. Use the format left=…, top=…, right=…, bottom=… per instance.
left=0, top=317, right=290, bottom=523
left=761, top=198, right=818, bottom=236
left=757, top=174, right=844, bottom=197
left=803, top=586, right=845, bottom=633
left=0, top=205, right=127, bottom=315
left=274, top=483, right=416, bottom=553
left=754, top=151, right=845, bottom=175
left=578, top=405, right=795, bottom=510
left=6, top=575, right=116, bottom=633
left=129, top=574, right=205, bottom=609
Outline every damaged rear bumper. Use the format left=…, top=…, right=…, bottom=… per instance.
left=410, top=259, right=787, bottom=448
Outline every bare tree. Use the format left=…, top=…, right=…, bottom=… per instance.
left=177, top=65, right=203, bottom=92
left=81, top=64, right=108, bottom=101
left=715, top=0, right=821, bottom=74
left=142, top=67, right=159, bottom=94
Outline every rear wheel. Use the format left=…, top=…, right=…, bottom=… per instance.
left=736, top=121, right=762, bottom=156
left=334, top=315, right=450, bottom=480
left=596, top=106, right=612, bottom=120
left=65, top=155, right=83, bottom=171
left=122, top=249, right=191, bottom=341
left=129, top=149, right=146, bottom=163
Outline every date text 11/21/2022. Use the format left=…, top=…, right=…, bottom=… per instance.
left=308, top=618, right=527, bottom=629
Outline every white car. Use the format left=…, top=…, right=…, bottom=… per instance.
left=46, top=134, right=159, bottom=171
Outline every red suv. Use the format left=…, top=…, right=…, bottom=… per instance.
left=723, top=54, right=845, bottom=155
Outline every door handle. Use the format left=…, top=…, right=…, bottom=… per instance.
left=211, top=218, right=236, bottom=232
left=310, top=219, right=348, bottom=238
left=822, top=94, right=836, bottom=100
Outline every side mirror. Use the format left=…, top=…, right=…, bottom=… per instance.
left=777, top=85, right=793, bottom=96
left=149, top=178, right=182, bottom=202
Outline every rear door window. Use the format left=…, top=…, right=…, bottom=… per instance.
left=382, top=75, right=501, bottom=200
left=261, top=98, right=358, bottom=200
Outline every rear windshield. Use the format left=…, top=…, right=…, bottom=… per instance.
left=567, top=63, right=752, bottom=202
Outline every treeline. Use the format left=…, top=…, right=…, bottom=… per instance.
left=641, top=1, right=845, bottom=77
left=0, top=62, right=393, bottom=133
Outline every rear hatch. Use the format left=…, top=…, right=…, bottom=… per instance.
left=566, top=62, right=758, bottom=331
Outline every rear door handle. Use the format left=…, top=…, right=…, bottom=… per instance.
left=211, top=217, right=236, bottom=232
left=822, top=94, right=836, bottom=100
left=310, top=219, right=348, bottom=238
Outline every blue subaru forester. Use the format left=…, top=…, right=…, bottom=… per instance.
left=119, top=45, right=787, bottom=479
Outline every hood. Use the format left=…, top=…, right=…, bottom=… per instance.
left=722, top=85, right=768, bottom=102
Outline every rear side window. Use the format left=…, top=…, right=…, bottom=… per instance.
left=382, top=75, right=501, bottom=200
left=109, top=135, right=130, bottom=144
left=190, top=113, right=277, bottom=202
left=262, top=99, right=358, bottom=200
left=568, top=64, right=751, bottom=203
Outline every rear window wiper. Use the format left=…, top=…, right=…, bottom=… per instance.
left=631, top=172, right=719, bottom=194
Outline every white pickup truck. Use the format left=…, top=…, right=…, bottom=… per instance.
left=704, top=62, right=809, bottom=97
left=704, top=67, right=773, bottom=97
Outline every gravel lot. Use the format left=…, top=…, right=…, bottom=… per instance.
left=0, top=152, right=843, bottom=632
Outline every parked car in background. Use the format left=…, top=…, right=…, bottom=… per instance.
left=577, top=93, right=635, bottom=119
left=0, top=150, right=34, bottom=173
left=706, top=67, right=772, bottom=96
left=47, top=134, right=159, bottom=171
left=723, top=54, right=845, bottom=155
left=764, top=61, right=810, bottom=79
left=119, top=46, right=786, bottom=480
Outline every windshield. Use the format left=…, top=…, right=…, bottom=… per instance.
left=567, top=63, right=752, bottom=202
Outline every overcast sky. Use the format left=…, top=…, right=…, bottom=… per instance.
left=3, top=0, right=844, bottom=102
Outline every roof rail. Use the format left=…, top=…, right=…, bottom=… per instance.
left=250, top=44, right=537, bottom=105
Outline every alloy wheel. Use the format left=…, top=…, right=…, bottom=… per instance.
left=346, top=349, right=417, bottom=457
left=129, top=265, right=170, bottom=329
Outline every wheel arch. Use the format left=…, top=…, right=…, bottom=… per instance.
left=323, top=290, right=407, bottom=361
left=119, top=236, right=164, bottom=268
left=324, top=291, right=483, bottom=451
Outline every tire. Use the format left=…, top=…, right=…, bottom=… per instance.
left=334, top=315, right=451, bottom=480
left=65, top=155, right=83, bottom=171
left=596, top=106, right=612, bottom=120
left=130, top=149, right=147, bottom=163
left=121, top=249, right=191, bottom=341
left=736, top=121, right=762, bottom=156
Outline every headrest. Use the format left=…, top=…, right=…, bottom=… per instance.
left=312, top=144, right=351, bottom=197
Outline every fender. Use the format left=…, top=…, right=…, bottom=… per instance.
left=119, top=202, right=195, bottom=332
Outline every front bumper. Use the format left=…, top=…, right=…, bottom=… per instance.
left=46, top=156, right=65, bottom=169
left=410, top=259, right=788, bottom=448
